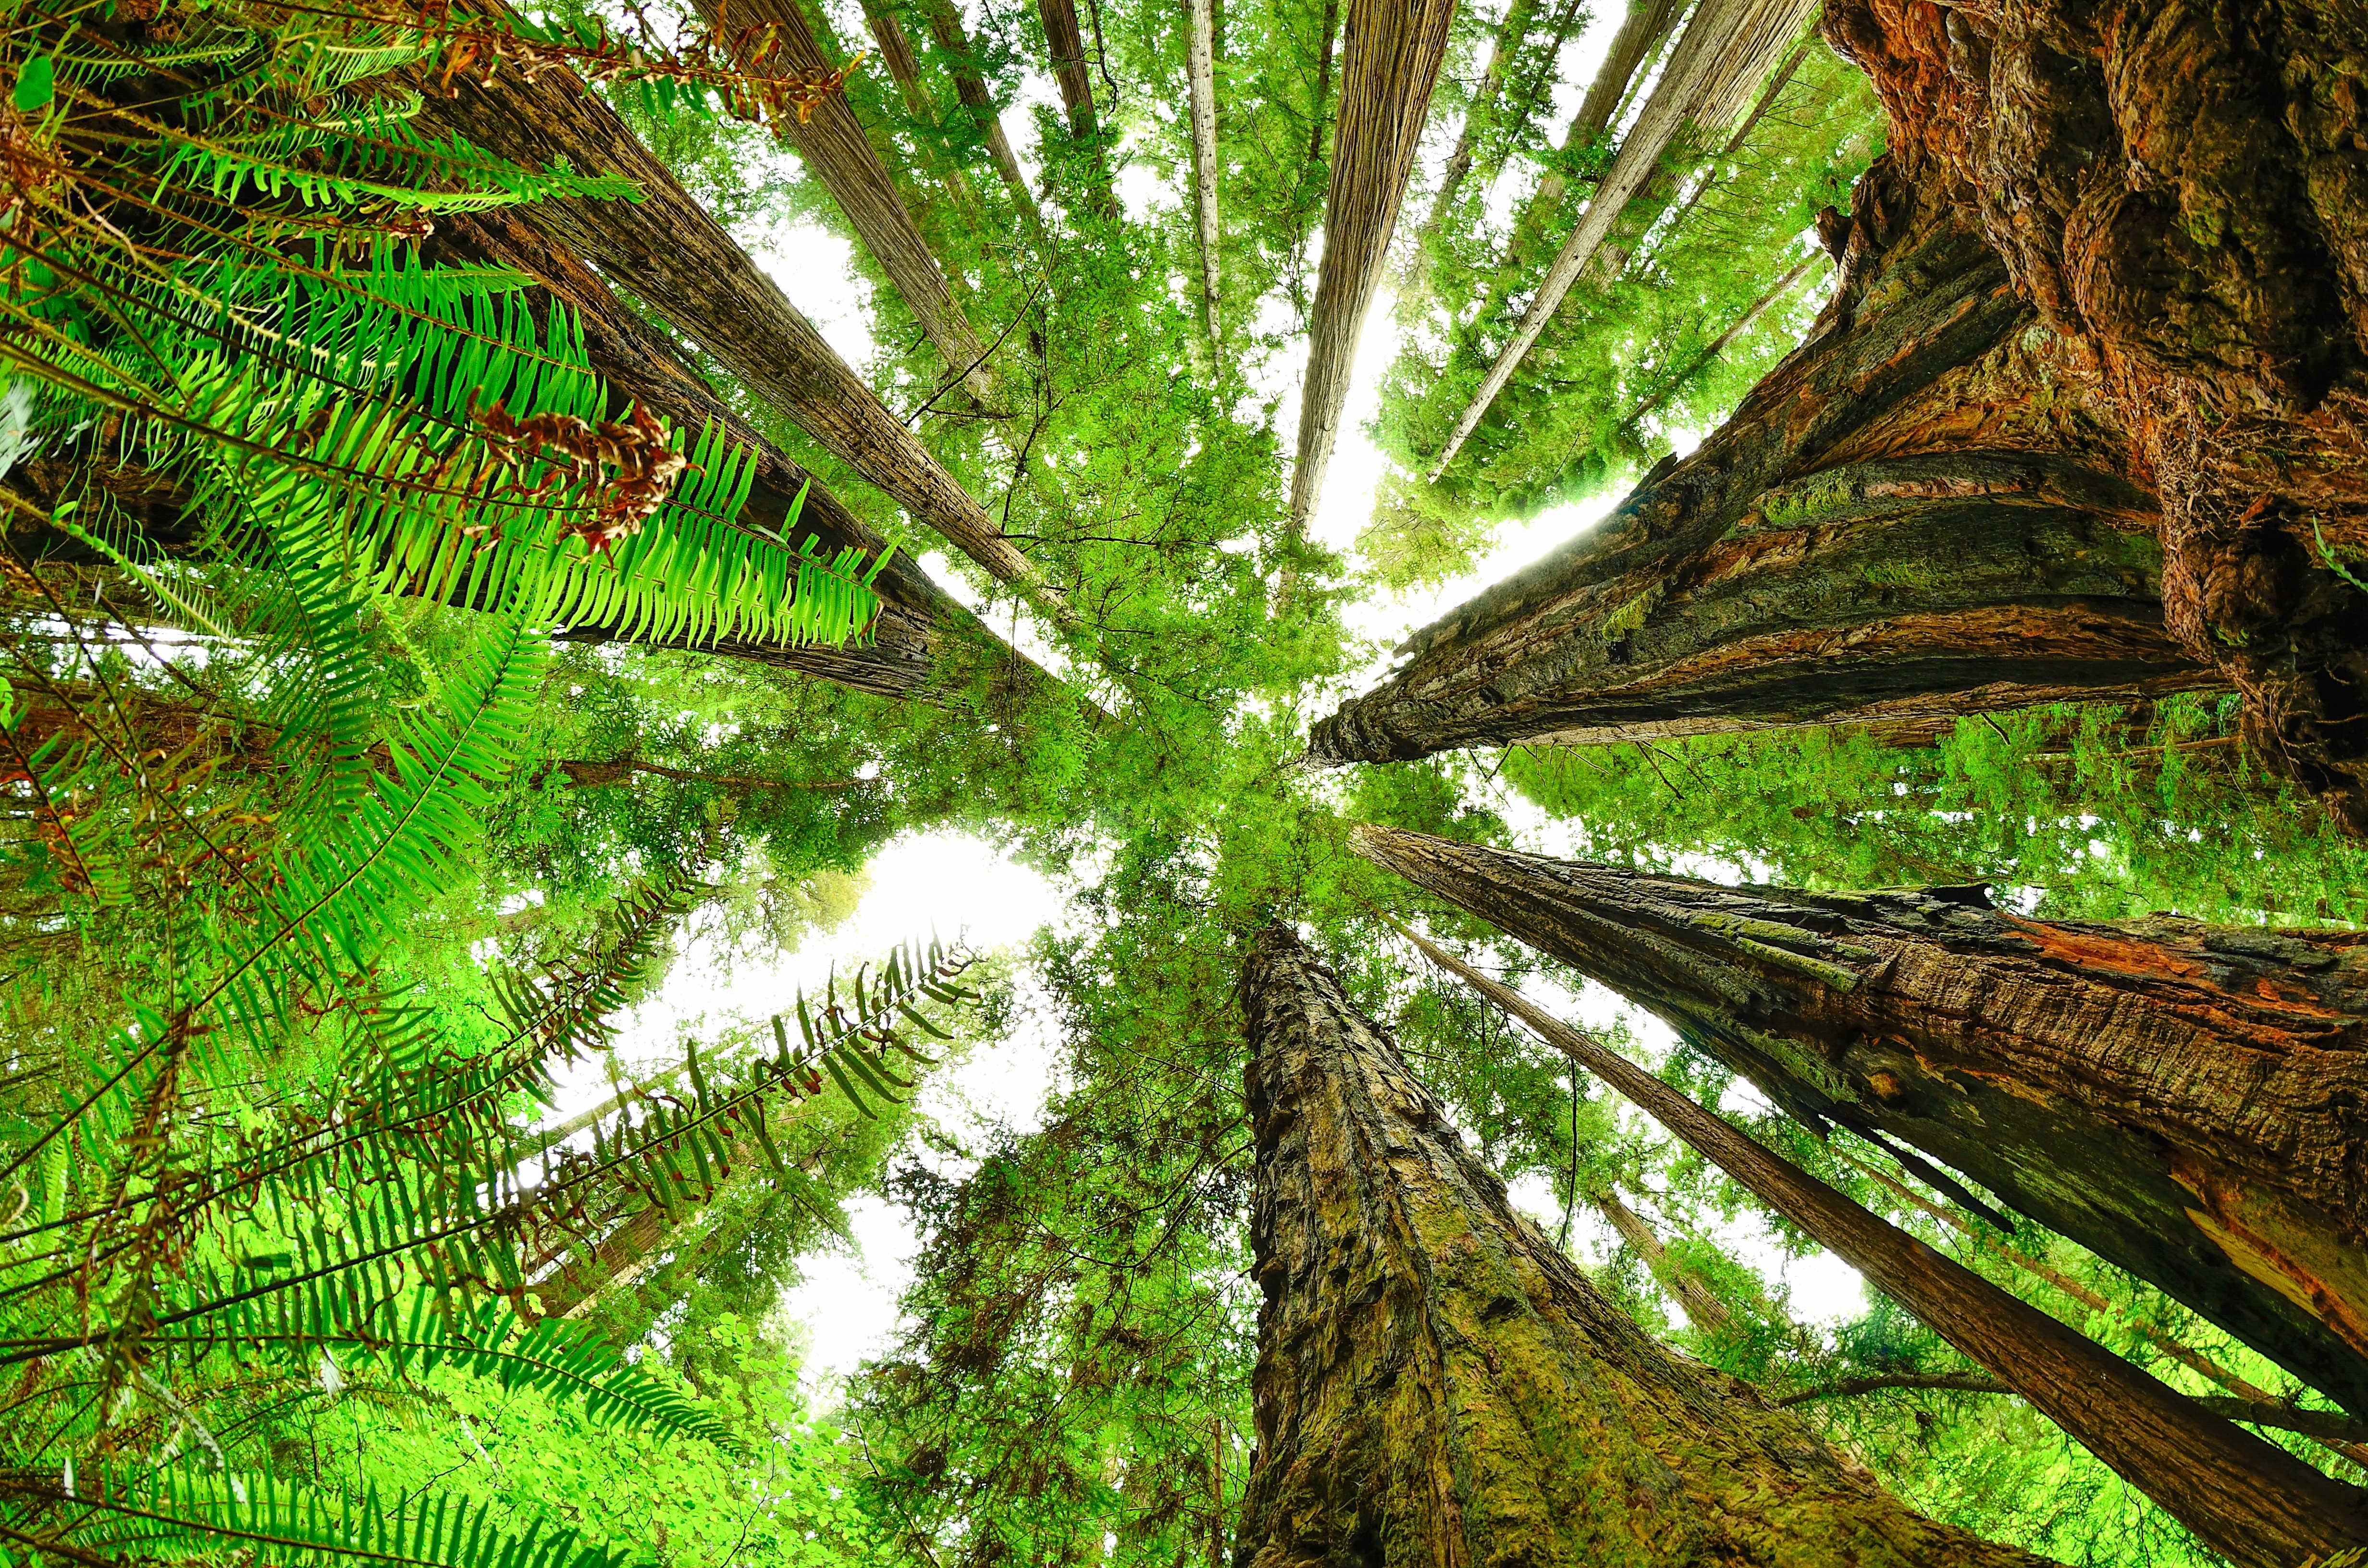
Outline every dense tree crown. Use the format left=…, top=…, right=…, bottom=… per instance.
left=4, top=0, right=2368, bottom=1566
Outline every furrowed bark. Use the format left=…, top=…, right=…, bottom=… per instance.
left=1286, top=0, right=1458, bottom=536
left=434, top=210, right=1058, bottom=705
left=920, top=0, right=1042, bottom=218
left=1354, top=823, right=2368, bottom=1423
left=1822, top=0, right=2368, bottom=831
left=1409, top=0, right=1539, bottom=278
left=1376, top=902, right=2368, bottom=1567
left=410, top=35, right=1076, bottom=625
left=1431, top=0, right=1821, bottom=476
left=697, top=0, right=996, bottom=401
left=1235, top=922, right=2052, bottom=1568
left=1311, top=162, right=2211, bottom=765
left=1186, top=0, right=1223, bottom=345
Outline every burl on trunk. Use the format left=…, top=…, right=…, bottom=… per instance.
left=1232, top=923, right=2050, bottom=1567
left=1351, top=823, right=2368, bottom=1422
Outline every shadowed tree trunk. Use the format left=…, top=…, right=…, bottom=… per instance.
left=410, top=34, right=1077, bottom=629
left=700, top=0, right=996, bottom=401
left=1378, top=907, right=2368, bottom=1566
left=1036, top=0, right=1118, bottom=212
left=1352, top=822, right=2368, bottom=1423
left=920, top=0, right=1042, bottom=218
left=1822, top=0, right=2368, bottom=832
left=1186, top=0, right=1222, bottom=345
left=1235, top=923, right=2056, bottom=1567
left=1408, top=0, right=1539, bottom=282
left=1285, top=0, right=1458, bottom=541
left=1432, top=0, right=1821, bottom=475
left=1309, top=161, right=2211, bottom=765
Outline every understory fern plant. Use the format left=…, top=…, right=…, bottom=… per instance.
left=0, top=1, right=931, bottom=1564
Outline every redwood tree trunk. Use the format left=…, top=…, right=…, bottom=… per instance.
left=1409, top=0, right=1539, bottom=271
left=699, top=0, right=996, bottom=401
left=1035, top=0, right=1118, bottom=212
left=1385, top=909, right=2368, bottom=1567
left=920, top=0, right=1042, bottom=218
left=1286, top=0, right=1458, bottom=533
left=1586, top=1182, right=1735, bottom=1332
left=410, top=38, right=1073, bottom=623
left=1352, top=823, right=2368, bottom=1423
left=1823, top=0, right=2368, bottom=831
left=1235, top=923, right=2052, bottom=1567
left=1309, top=161, right=2211, bottom=765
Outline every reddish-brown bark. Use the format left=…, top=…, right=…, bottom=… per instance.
left=1236, top=924, right=2055, bottom=1567
left=919, top=0, right=1041, bottom=217
left=1353, top=822, right=2368, bottom=1423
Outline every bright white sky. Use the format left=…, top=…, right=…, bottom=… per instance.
left=597, top=0, right=1871, bottom=1398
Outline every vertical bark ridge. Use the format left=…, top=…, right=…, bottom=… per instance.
left=920, top=0, right=1043, bottom=219
left=697, top=0, right=997, bottom=404
left=1309, top=161, right=2212, bottom=764
left=1373, top=904, right=2368, bottom=1568
left=1286, top=0, right=1458, bottom=537
left=1431, top=0, right=1822, bottom=478
left=1350, top=822, right=2368, bottom=1422
left=1235, top=922, right=2053, bottom=1568
left=409, top=36, right=1075, bottom=623
left=1186, top=0, right=1223, bottom=345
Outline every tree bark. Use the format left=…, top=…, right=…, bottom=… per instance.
left=430, top=210, right=1058, bottom=706
left=919, top=0, right=1042, bottom=218
left=1408, top=0, right=1539, bottom=281
left=1353, top=822, right=2368, bottom=1424
left=1587, top=1181, right=1735, bottom=1331
left=693, top=0, right=995, bottom=403
left=1235, top=923, right=2053, bottom=1568
left=409, top=33, right=1076, bottom=626
left=1035, top=0, right=1118, bottom=212
left=1822, top=0, right=2368, bottom=832
left=1285, top=0, right=1458, bottom=537
left=1186, top=0, right=1223, bottom=346
left=1377, top=906, right=2368, bottom=1567
left=1431, top=0, right=1821, bottom=476
left=1310, top=161, right=2211, bottom=765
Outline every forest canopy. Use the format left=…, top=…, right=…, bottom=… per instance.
left=5, top=0, right=2368, bottom=1564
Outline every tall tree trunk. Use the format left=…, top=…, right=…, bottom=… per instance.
left=1378, top=908, right=2368, bottom=1567
left=1186, top=0, right=1223, bottom=345
left=857, top=1, right=986, bottom=211
left=431, top=210, right=1058, bottom=706
left=920, top=0, right=1043, bottom=219
left=1309, top=161, right=2211, bottom=765
left=1822, top=0, right=2368, bottom=832
left=1285, top=0, right=1458, bottom=540
left=1235, top=923, right=2053, bottom=1567
left=1431, top=0, right=1820, bottom=476
left=1586, top=1181, right=1735, bottom=1332
left=1352, top=823, right=2368, bottom=1423
left=1035, top=0, right=1118, bottom=213
left=694, top=0, right=996, bottom=403
left=411, top=36, right=1077, bottom=628
left=1408, top=0, right=1540, bottom=282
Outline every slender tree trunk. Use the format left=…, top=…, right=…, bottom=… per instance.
left=857, top=1, right=985, bottom=211
left=694, top=0, right=996, bottom=403
left=1432, top=0, right=1820, bottom=476
left=1185, top=0, right=1223, bottom=346
left=1618, top=253, right=1820, bottom=431
left=411, top=32, right=1076, bottom=626
left=1353, top=823, right=2368, bottom=1423
left=428, top=210, right=1058, bottom=706
left=1408, top=0, right=1539, bottom=281
left=1781, top=1373, right=2368, bottom=1454
left=1310, top=162, right=2210, bottom=764
left=920, top=0, right=1043, bottom=218
left=1285, top=0, right=1458, bottom=539
left=1377, top=907, right=2368, bottom=1567
left=1236, top=923, right=2053, bottom=1567
left=1035, top=0, right=1118, bottom=213
left=1587, top=1181, right=1734, bottom=1331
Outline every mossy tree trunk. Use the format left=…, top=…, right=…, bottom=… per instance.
left=412, top=37, right=1077, bottom=627
left=1351, top=822, right=2368, bottom=1424
left=1382, top=907, right=2368, bottom=1567
left=1310, top=161, right=2209, bottom=766
left=1234, top=923, right=2056, bottom=1568
left=1285, top=0, right=1458, bottom=539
